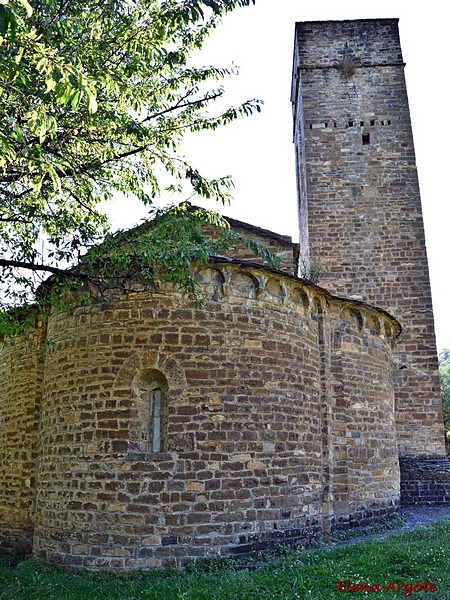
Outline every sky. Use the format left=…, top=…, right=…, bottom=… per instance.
left=109, top=0, right=449, bottom=351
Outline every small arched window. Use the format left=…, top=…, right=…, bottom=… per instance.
left=150, top=388, right=163, bottom=453
left=140, top=369, right=168, bottom=454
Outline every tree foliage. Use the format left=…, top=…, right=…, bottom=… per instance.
left=0, top=0, right=268, bottom=331
left=438, top=349, right=450, bottom=451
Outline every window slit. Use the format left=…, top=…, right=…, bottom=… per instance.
left=151, top=389, right=162, bottom=452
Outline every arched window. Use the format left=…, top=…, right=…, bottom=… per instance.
left=140, top=369, right=168, bottom=454
left=150, top=388, right=163, bottom=453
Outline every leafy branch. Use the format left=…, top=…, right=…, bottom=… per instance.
left=0, top=0, right=267, bottom=326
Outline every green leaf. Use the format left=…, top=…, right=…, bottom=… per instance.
left=45, top=77, right=57, bottom=93
left=17, top=0, right=33, bottom=18
left=71, top=89, right=82, bottom=110
left=87, top=91, right=98, bottom=113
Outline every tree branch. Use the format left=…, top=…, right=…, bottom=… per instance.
left=0, top=258, right=71, bottom=277
left=0, top=215, right=32, bottom=224
left=141, top=91, right=222, bottom=123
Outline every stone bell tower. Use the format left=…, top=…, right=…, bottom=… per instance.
left=291, top=18, right=445, bottom=459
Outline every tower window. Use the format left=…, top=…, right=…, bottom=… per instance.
left=370, top=119, right=375, bottom=126
left=362, top=133, right=370, bottom=145
left=348, top=120, right=354, bottom=127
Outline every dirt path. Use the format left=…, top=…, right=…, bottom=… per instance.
left=330, top=506, right=450, bottom=548
left=400, top=506, right=450, bottom=530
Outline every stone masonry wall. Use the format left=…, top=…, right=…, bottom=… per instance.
left=316, top=302, right=400, bottom=532
left=291, top=19, right=444, bottom=457
left=0, top=320, right=46, bottom=554
left=0, top=260, right=400, bottom=569
left=202, top=216, right=299, bottom=275
left=329, top=311, right=400, bottom=528
left=400, top=457, right=450, bottom=506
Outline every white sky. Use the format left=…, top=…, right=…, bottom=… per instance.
left=109, top=0, right=449, bottom=351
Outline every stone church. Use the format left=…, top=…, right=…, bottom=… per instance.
left=0, top=18, right=449, bottom=570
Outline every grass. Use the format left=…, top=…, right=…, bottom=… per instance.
left=0, top=520, right=449, bottom=600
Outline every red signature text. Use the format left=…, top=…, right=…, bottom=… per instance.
left=337, top=580, right=437, bottom=596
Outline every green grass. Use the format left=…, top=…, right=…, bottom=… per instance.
left=1, top=520, right=449, bottom=599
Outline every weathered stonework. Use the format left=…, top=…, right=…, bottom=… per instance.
left=291, top=19, right=444, bottom=458
left=202, top=217, right=300, bottom=275
left=0, top=252, right=401, bottom=569
left=0, top=323, right=46, bottom=555
left=400, top=457, right=450, bottom=506
left=0, top=18, right=447, bottom=570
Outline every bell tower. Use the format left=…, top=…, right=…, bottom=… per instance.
left=291, top=18, right=445, bottom=457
